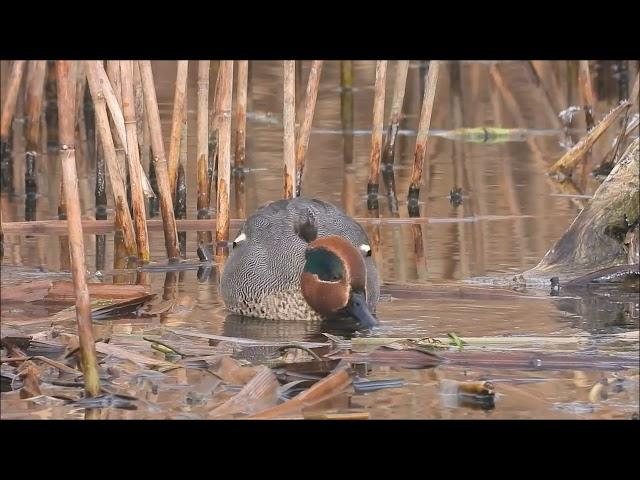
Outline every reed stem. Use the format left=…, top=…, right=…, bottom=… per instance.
left=24, top=61, right=47, bottom=221
left=1, top=60, right=26, bottom=193
left=295, top=60, right=323, bottom=196
left=196, top=60, right=212, bottom=245
left=283, top=60, right=296, bottom=199
left=340, top=60, right=354, bottom=166
left=85, top=61, right=137, bottom=257
left=138, top=61, right=181, bottom=260
left=120, top=60, right=150, bottom=262
left=234, top=60, right=248, bottom=174
left=55, top=60, right=101, bottom=398
left=215, top=61, right=233, bottom=255
left=367, top=60, right=388, bottom=210
left=381, top=60, right=409, bottom=169
left=168, top=61, right=188, bottom=198
left=408, top=60, right=440, bottom=215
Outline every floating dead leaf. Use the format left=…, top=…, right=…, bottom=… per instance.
left=209, top=365, right=280, bottom=417
left=249, top=364, right=353, bottom=419
left=212, top=355, right=265, bottom=385
left=17, top=360, right=41, bottom=399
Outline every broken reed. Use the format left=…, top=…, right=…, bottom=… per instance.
left=216, top=61, right=234, bottom=255
left=85, top=60, right=137, bottom=257
left=120, top=60, right=150, bottom=262
left=234, top=60, right=248, bottom=219
left=56, top=60, right=101, bottom=397
left=138, top=60, right=180, bottom=260
left=340, top=60, right=354, bottom=165
left=381, top=60, right=409, bottom=169
left=1, top=60, right=26, bottom=193
left=234, top=60, right=248, bottom=175
left=283, top=60, right=296, bottom=199
left=367, top=60, right=388, bottom=210
left=25, top=61, right=47, bottom=221
left=408, top=60, right=440, bottom=216
left=177, top=100, right=188, bottom=257
left=295, top=60, right=323, bottom=196
left=168, top=61, right=188, bottom=199
left=197, top=60, right=212, bottom=244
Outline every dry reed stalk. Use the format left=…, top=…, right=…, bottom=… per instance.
left=167, top=61, right=189, bottom=198
left=138, top=61, right=180, bottom=260
left=578, top=60, right=596, bottom=129
left=340, top=60, right=354, bottom=165
left=283, top=60, right=296, bottom=199
left=367, top=60, right=388, bottom=210
left=24, top=61, right=47, bottom=151
left=55, top=60, right=101, bottom=397
left=216, top=61, right=233, bottom=255
left=85, top=61, right=137, bottom=257
left=381, top=60, right=410, bottom=169
left=177, top=100, right=188, bottom=256
left=24, top=61, right=47, bottom=220
left=196, top=60, right=212, bottom=245
left=1, top=60, right=26, bottom=192
left=120, top=60, right=150, bottom=262
left=98, top=62, right=127, bottom=156
left=295, top=60, right=323, bottom=196
left=0, top=60, right=26, bottom=142
left=133, top=62, right=153, bottom=194
left=234, top=60, right=248, bottom=173
left=408, top=61, right=440, bottom=211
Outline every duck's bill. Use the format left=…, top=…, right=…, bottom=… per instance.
left=345, top=292, right=378, bottom=329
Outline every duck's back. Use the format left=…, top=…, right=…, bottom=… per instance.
left=221, top=198, right=379, bottom=320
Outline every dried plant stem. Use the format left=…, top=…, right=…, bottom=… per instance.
left=138, top=61, right=180, bottom=260
left=167, top=61, right=188, bottom=198
left=85, top=61, right=137, bottom=256
left=295, top=60, right=323, bottom=196
left=578, top=60, right=596, bottom=130
left=234, top=60, right=248, bottom=173
left=367, top=60, right=388, bottom=210
left=197, top=60, right=212, bottom=245
left=283, top=60, right=296, bottom=199
left=120, top=60, right=150, bottom=262
left=381, top=60, right=410, bottom=169
left=408, top=61, right=440, bottom=211
left=56, top=60, right=101, bottom=398
left=1, top=60, right=26, bottom=192
left=215, top=61, right=233, bottom=255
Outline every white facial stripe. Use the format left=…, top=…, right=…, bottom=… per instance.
left=234, top=233, right=247, bottom=243
left=359, top=244, right=371, bottom=253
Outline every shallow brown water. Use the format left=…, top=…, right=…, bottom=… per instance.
left=1, top=60, right=638, bottom=419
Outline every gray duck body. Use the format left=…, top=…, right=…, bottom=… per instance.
left=221, top=198, right=380, bottom=321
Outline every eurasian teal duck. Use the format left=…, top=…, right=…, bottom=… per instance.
left=221, top=198, right=380, bottom=329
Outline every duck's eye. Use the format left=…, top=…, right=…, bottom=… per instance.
left=233, top=232, right=246, bottom=248
left=359, top=244, right=372, bottom=257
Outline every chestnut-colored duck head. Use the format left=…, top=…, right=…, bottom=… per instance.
left=300, top=235, right=378, bottom=329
